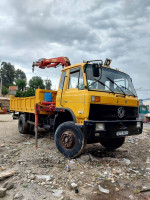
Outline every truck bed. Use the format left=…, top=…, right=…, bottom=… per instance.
left=10, top=89, right=57, bottom=114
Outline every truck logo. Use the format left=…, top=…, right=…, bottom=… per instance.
left=118, top=107, right=125, bottom=118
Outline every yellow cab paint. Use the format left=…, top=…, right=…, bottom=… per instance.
left=56, top=63, right=139, bottom=124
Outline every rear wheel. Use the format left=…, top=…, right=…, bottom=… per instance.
left=18, top=114, right=29, bottom=134
left=29, top=124, right=34, bottom=134
left=55, top=122, right=86, bottom=158
left=100, top=137, right=125, bottom=150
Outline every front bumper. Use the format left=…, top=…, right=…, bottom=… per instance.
left=83, top=120, right=143, bottom=144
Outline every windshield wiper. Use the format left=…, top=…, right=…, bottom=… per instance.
left=88, top=78, right=115, bottom=94
left=120, top=86, right=136, bottom=97
left=107, top=77, right=126, bottom=96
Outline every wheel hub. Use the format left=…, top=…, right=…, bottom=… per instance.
left=61, top=130, right=75, bottom=149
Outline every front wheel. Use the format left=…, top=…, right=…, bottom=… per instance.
left=55, top=122, right=86, bottom=158
left=100, top=137, right=125, bottom=150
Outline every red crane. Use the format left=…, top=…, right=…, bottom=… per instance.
left=32, top=56, right=71, bottom=72
left=32, top=56, right=71, bottom=148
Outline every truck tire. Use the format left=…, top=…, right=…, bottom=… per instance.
left=55, top=122, right=86, bottom=158
left=18, top=114, right=29, bottom=134
left=29, top=124, right=34, bottom=134
left=100, top=137, right=125, bottom=150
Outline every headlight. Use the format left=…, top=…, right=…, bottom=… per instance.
left=96, top=123, right=105, bottom=131
left=91, top=96, right=100, bottom=102
left=137, top=122, right=141, bottom=128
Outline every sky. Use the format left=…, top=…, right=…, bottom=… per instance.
left=0, top=0, right=150, bottom=99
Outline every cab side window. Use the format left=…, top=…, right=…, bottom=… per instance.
left=59, top=71, right=66, bottom=89
left=69, top=68, right=84, bottom=90
left=78, top=69, right=84, bottom=90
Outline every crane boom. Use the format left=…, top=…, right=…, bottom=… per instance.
left=32, top=56, right=71, bottom=72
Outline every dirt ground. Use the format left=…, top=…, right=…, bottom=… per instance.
left=0, top=114, right=150, bottom=200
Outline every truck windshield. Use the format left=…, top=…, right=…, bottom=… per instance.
left=85, top=64, right=137, bottom=96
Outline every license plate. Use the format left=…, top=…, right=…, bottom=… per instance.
left=116, top=131, right=128, bottom=136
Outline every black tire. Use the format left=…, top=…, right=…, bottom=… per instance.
left=18, top=114, right=29, bottom=134
left=100, top=137, right=125, bottom=150
left=29, top=124, right=34, bottom=134
left=54, top=122, right=86, bottom=158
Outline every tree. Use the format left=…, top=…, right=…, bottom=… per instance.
left=0, top=62, right=15, bottom=87
left=29, top=76, right=45, bottom=89
left=2, top=86, right=8, bottom=96
left=15, top=69, right=27, bottom=82
left=16, top=79, right=26, bottom=91
left=15, top=88, right=35, bottom=97
left=45, top=79, right=52, bottom=90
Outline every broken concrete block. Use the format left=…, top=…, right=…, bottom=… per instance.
left=0, top=188, right=7, bottom=197
left=0, top=169, right=16, bottom=180
left=3, top=181, right=14, bottom=190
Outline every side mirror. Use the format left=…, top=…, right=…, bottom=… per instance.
left=92, top=64, right=100, bottom=77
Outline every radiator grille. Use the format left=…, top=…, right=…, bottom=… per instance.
left=89, top=104, right=138, bottom=120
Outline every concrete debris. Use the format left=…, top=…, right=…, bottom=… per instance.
left=0, top=115, right=150, bottom=200
left=51, top=189, right=63, bottom=198
left=146, top=157, right=150, bottom=164
left=23, top=141, right=31, bottom=145
left=80, top=172, right=84, bottom=175
left=35, top=175, right=51, bottom=181
left=122, top=158, right=131, bottom=165
left=14, top=193, right=20, bottom=199
left=0, top=169, right=16, bottom=180
left=0, top=188, right=7, bottom=197
left=79, top=154, right=90, bottom=162
left=0, top=166, right=6, bottom=171
left=3, top=181, right=14, bottom=190
left=98, top=185, right=110, bottom=194
left=70, top=160, right=75, bottom=165
left=76, top=158, right=86, bottom=164
left=71, top=183, right=77, bottom=188
left=129, top=195, right=134, bottom=200
left=89, top=154, right=99, bottom=162
left=30, top=175, right=35, bottom=180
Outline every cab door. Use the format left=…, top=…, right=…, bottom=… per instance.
left=62, top=67, right=85, bottom=122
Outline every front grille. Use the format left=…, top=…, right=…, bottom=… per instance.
left=89, top=104, right=138, bottom=120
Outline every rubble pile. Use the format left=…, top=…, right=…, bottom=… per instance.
left=0, top=115, right=150, bottom=199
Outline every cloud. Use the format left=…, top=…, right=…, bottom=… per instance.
left=0, top=0, right=150, bottom=98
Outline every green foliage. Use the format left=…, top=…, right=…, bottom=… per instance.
left=15, top=69, right=27, bottom=82
left=15, top=88, right=35, bottom=97
left=2, top=86, right=8, bottom=96
left=45, top=79, right=52, bottom=90
left=16, top=79, right=26, bottom=91
left=6, top=83, right=15, bottom=88
left=0, top=62, right=15, bottom=87
left=29, top=76, right=45, bottom=89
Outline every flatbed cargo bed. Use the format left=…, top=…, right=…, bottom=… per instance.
left=10, top=89, right=57, bottom=114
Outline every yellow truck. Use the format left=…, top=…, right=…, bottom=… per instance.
left=10, top=57, right=143, bottom=158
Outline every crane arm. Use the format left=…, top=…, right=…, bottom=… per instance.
left=32, top=56, right=71, bottom=72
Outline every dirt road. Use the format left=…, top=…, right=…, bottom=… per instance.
left=0, top=114, right=150, bottom=200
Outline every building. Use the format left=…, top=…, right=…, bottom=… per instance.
left=9, top=86, right=18, bottom=96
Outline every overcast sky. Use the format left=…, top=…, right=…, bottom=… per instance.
left=0, top=0, right=150, bottom=99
